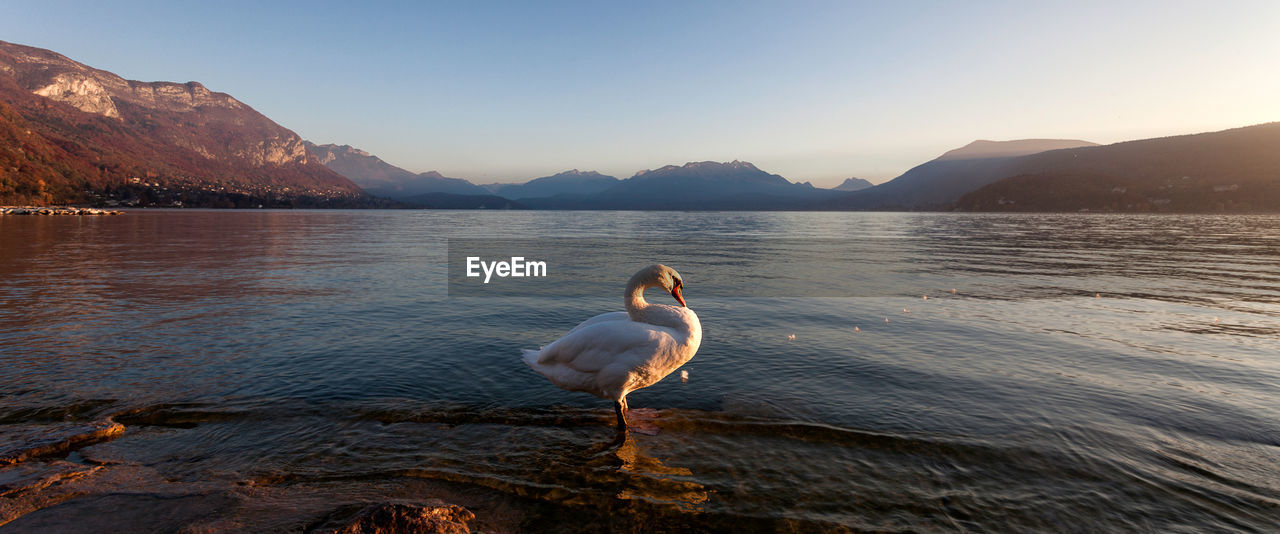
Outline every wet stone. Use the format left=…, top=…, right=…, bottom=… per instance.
left=309, top=501, right=477, bottom=534
left=0, top=421, right=125, bottom=466
left=1, top=492, right=239, bottom=533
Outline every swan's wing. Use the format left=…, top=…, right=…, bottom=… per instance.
left=562, top=311, right=630, bottom=337
left=536, top=319, right=677, bottom=373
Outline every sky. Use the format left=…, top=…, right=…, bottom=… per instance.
left=4, top=1, right=1279, bottom=186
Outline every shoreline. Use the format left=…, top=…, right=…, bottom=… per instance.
left=0, top=206, right=123, bottom=216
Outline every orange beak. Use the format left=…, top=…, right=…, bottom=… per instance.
left=672, top=284, right=686, bottom=307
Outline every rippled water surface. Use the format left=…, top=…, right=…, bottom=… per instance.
left=1, top=211, right=1278, bottom=532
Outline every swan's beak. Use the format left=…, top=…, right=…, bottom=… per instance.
left=671, top=285, right=686, bottom=307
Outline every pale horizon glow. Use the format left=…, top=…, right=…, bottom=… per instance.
left=5, top=1, right=1279, bottom=187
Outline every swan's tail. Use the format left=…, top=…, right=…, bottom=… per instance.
left=521, top=349, right=541, bottom=368
left=521, top=347, right=599, bottom=395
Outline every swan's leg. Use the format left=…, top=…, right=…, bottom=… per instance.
left=614, top=400, right=627, bottom=431
left=620, top=397, right=661, bottom=436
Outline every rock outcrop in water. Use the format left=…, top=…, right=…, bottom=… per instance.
left=0, top=418, right=125, bottom=525
left=0, top=420, right=124, bottom=467
left=0, top=403, right=512, bottom=532
left=311, top=501, right=476, bottom=534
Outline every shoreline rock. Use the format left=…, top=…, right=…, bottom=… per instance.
left=308, top=501, right=476, bottom=534
left=0, top=206, right=123, bottom=215
left=0, top=420, right=126, bottom=467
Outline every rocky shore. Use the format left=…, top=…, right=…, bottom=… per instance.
left=1, top=206, right=123, bottom=215
left=0, top=413, right=502, bottom=532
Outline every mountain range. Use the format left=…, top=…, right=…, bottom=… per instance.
left=304, top=129, right=1280, bottom=212
left=482, top=170, right=620, bottom=199
left=2, top=40, right=1278, bottom=212
left=0, top=40, right=362, bottom=207
left=304, top=143, right=839, bottom=209
left=518, top=161, right=838, bottom=210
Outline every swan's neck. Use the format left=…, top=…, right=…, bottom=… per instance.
left=624, top=278, right=651, bottom=321
left=624, top=274, right=691, bottom=330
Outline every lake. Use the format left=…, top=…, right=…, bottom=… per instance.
left=1, top=210, right=1277, bottom=532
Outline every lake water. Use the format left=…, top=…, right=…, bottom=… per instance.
left=1, top=210, right=1278, bottom=532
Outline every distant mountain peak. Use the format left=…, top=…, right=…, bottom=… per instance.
left=636, top=160, right=762, bottom=177
left=550, top=169, right=604, bottom=177
left=487, top=169, right=619, bottom=199
left=832, top=177, right=873, bottom=191
left=524, top=159, right=838, bottom=209
left=688, top=159, right=758, bottom=170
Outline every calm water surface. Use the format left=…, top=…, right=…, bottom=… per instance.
left=1, top=211, right=1278, bottom=532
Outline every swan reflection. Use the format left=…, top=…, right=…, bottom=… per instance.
left=584, top=432, right=709, bottom=511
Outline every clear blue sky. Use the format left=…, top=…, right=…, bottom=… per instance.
left=5, top=1, right=1279, bottom=185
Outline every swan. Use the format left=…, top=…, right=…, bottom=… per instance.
left=522, top=264, right=702, bottom=432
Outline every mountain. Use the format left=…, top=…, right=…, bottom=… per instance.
left=486, top=169, right=619, bottom=199
left=955, top=122, right=1280, bottom=212
left=823, top=139, right=1099, bottom=209
left=363, top=170, right=489, bottom=197
left=305, top=141, right=416, bottom=187
left=399, top=192, right=525, bottom=209
left=521, top=160, right=840, bottom=210
left=830, top=177, right=873, bottom=191
left=936, top=139, right=1098, bottom=160
left=303, top=141, right=489, bottom=198
left=0, top=40, right=362, bottom=206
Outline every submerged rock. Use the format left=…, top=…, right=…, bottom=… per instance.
left=0, top=460, right=103, bottom=498
left=3, top=491, right=239, bottom=532
left=311, top=501, right=476, bottom=534
left=0, top=420, right=125, bottom=466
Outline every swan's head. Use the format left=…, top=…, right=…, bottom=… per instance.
left=634, top=264, right=686, bottom=307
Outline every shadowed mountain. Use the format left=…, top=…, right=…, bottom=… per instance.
left=0, top=40, right=361, bottom=206
left=368, top=170, right=490, bottom=197
left=399, top=191, right=525, bottom=209
left=522, top=160, right=839, bottom=210
left=956, top=122, right=1280, bottom=212
left=484, top=169, right=619, bottom=200
left=822, top=139, right=1098, bottom=210
left=303, top=142, right=489, bottom=198
left=830, top=177, right=873, bottom=191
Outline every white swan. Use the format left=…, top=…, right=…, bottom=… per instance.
left=522, top=264, right=702, bottom=431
